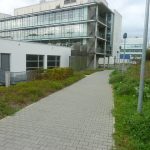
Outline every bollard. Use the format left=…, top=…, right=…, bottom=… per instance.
left=5, top=71, right=10, bottom=87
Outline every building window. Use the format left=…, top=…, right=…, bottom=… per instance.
left=64, top=0, right=76, bottom=4
left=26, top=54, right=44, bottom=70
left=47, top=55, right=60, bottom=68
left=0, top=53, right=10, bottom=71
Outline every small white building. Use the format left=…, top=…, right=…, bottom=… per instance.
left=0, top=39, right=71, bottom=72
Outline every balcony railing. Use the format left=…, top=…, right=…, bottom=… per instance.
left=97, top=32, right=105, bottom=39
left=98, top=17, right=106, bottom=24
left=97, top=48, right=104, bottom=53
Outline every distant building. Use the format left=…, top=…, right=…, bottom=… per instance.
left=120, top=37, right=143, bottom=63
left=0, top=0, right=122, bottom=68
left=0, top=13, right=11, bottom=19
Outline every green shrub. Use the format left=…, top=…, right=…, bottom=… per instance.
left=0, top=101, right=17, bottom=117
left=115, top=83, right=136, bottom=95
left=127, top=114, right=150, bottom=143
left=144, top=84, right=150, bottom=99
left=109, top=71, right=124, bottom=84
left=110, top=67, right=150, bottom=150
left=49, top=81, right=64, bottom=90
left=43, top=68, right=74, bottom=80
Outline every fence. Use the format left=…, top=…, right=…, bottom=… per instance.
left=10, top=71, right=27, bottom=84
left=0, top=70, right=41, bottom=85
left=0, top=70, right=5, bottom=85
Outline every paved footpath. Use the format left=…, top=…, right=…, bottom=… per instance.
left=0, top=70, right=114, bottom=150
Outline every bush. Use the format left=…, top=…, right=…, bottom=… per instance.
left=109, top=71, right=124, bottom=84
left=115, top=83, right=136, bottom=95
left=43, top=68, right=74, bottom=80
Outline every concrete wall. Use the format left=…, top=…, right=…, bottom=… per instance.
left=112, top=10, right=122, bottom=63
left=14, top=0, right=108, bottom=16
left=0, top=39, right=71, bottom=72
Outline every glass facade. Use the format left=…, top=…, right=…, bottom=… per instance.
left=0, top=7, right=88, bottom=41
left=0, top=24, right=87, bottom=41
left=0, top=7, right=87, bottom=30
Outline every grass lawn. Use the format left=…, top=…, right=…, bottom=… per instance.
left=0, top=68, right=102, bottom=119
left=110, top=62, right=150, bottom=150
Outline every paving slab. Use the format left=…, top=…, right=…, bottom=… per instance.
left=0, top=70, right=114, bottom=150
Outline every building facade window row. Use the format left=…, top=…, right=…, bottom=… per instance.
left=26, top=54, right=61, bottom=70
left=120, top=49, right=142, bottom=53
left=0, top=23, right=87, bottom=40
left=0, top=7, right=88, bottom=31
left=121, top=44, right=143, bottom=49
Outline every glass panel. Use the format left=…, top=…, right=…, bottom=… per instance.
left=26, top=55, right=44, bottom=70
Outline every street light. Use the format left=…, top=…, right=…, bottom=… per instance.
left=138, top=0, right=150, bottom=113
left=122, top=33, right=127, bottom=72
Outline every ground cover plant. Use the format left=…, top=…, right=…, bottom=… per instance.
left=110, top=62, right=150, bottom=150
left=0, top=68, right=101, bottom=119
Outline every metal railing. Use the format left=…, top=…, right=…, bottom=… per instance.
left=0, top=70, right=5, bottom=85
left=10, top=71, right=27, bottom=84
left=98, top=17, right=106, bottom=24
left=0, top=70, right=41, bottom=85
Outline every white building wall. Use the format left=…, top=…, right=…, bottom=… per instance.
left=0, top=39, right=71, bottom=72
left=112, top=10, right=122, bottom=61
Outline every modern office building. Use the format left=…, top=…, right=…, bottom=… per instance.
left=0, top=0, right=122, bottom=68
left=120, top=37, right=143, bottom=63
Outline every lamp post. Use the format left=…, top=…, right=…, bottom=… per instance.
left=122, top=33, right=127, bottom=72
left=117, top=50, right=120, bottom=70
left=138, top=0, right=150, bottom=113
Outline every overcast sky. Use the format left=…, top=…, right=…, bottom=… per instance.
left=0, top=0, right=147, bottom=37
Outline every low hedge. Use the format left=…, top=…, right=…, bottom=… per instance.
left=41, top=68, right=74, bottom=80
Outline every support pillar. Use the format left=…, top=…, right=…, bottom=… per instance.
left=5, top=71, right=10, bottom=87
left=94, top=5, right=98, bottom=69
left=94, top=54, right=97, bottom=69
left=44, top=55, right=47, bottom=69
left=103, top=14, right=108, bottom=69
left=108, top=56, right=110, bottom=68
left=103, top=55, right=106, bottom=69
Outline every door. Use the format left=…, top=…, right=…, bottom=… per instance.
left=0, top=53, right=10, bottom=71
